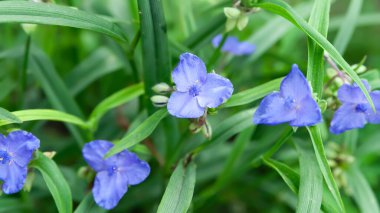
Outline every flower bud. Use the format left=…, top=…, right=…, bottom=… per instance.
left=237, top=15, right=249, bottom=31
left=152, top=83, right=172, bottom=94
left=189, top=123, right=202, bottom=134
left=22, top=24, right=37, bottom=35
left=23, top=172, right=35, bottom=192
left=225, top=18, right=237, bottom=32
left=224, top=7, right=241, bottom=19
left=352, top=64, right=367, bottom=74
left=151, top=95, right=169, bottom=107
left=202, top=121, right=212, bottom=139
left=318, top=99, right=327, bottom=113
left=43, top=151, right=56, bottom=159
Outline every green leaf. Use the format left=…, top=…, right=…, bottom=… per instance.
left=0, top=1, right=126, bottom=41
left=106, top=108, right=168, bottom=157
left=0, top=109, right=87, bottom=128
left=30, top=151, right=73, bottom=213
left=87, top=83, right=144, bottom=130
left=307, top=126, right=345, bottom=212
left=157, top=161, right=196, bottom=213
left=333, top=0, right=363, bottom=54
left=0, top=198, right=27, bottom=212
left=295, top=140, right=323, bottom=213
left=0, top=107, right=21, bottom=124
left=252, top=0, right=374, bottom=110
left=263, top=158, right=300, bottom=193
left=222, top=78, right=282, bottom=108
left=64, top=47, right=123, bottom=96
left=347, top=165, right=380, bottom=213
left=306, top=0, right=330, bottom=97
left=30, top=47, right=87, bottom=145
left=74, top=193, right=106, bottom=213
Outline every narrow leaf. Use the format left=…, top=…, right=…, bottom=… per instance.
left=30, top=151, right=73, bottom=213
left=0, top=1, right=126, bottom=41
left=0, top=107, right=21, bottom=124
left=307, top=126, right=345, bottom=212
left=222, top=78, right=282, bottom=108
left=106, top=108, right=168, bottom=157
left=157, top=162, right=196, bottom=213
left=0, top=109, right=87, bottom=128
left=88, top=83, right=144, bottom=130
left=74, top=193, right=106, bottom=213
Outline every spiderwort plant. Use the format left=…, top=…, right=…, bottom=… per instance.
left=82, top=140, right=150, bottom=210
left=330, top=80, right=380, bottom=134
left=0, top=130, right=40, bottom=194
left=212, top=34, right=255, bottom=56
left=167, top=53, right=234, bottom=118
left=254, top=64, right=322, bottom=126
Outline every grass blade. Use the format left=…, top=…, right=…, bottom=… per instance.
left=106, top=108, right=168, bottom=157
left=0, top=109, right=87, bottom=128
left=0, top=1, right=126, bottom=41
left=30, top=151, right=73, bottom=213
left=0, top=107, right=21, bottom=124
left=157, top=161, right=196, bottom=213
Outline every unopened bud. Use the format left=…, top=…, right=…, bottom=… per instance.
left=151, top=95, right=169, bottom=107
left=43, top=151, right=56, bottom=159
left=189, top=123, right=202, bottom=134
left=24, top=172, right=35, bottom=192
left=152, top=83, right=172, bottom=94
left=352, top=64, right=367, bottom=74
left=225, top=18, right=237, bottom=32
left=318, top=99, right=327, bottom=113
left=202, top=121, right=212, bottom=139
left=22, top=24, right=37, bottom=35
left=224, top=7, right=241, bottom=19
left=237, top=15, right=249, bottom=31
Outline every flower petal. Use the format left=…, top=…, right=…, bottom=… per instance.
left=337, top=80, right=370, bottom=104
left=234, top=42, right=255, bottom=55
left=92, top=170, right=129, bottom=210
left=280, top=64, right=311, bottom=101
left=290, top=96, right=322, bottom=126
left=172, top=53, right=207, bottom=92
left=197, top=73, right=233, bottom=108
left=6, top=131, right=40, bottom=167
left=253, top=92, right=296, bottom=125
left=0, top=134, right=6, bottom=150
left=330, top=103, right=367, bottom=134
left=167, top=91, right=205, bottom=118
left=116, top=150, right=150, bottom=185
left=366, top=91, right=380, bottom=124
left=82, top=140, right=113, bottom=172
left=1, top=163, right=27, bottom=194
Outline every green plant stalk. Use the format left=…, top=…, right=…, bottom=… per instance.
left=206, top=33, right=228, bottom=71
left=138, top=0, right=158, bottom=114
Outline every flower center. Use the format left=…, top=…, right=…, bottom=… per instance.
left=355, top=103, right=368, bottom=113
left=284, top=97, right=298, bottom=109
left=189, top=85, right=201, bottom=97
left=0, top=150, right=11, bottom=165
left=108, top=166, right=119, bottom=175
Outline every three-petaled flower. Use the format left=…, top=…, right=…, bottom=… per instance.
left=82, top=140, right=150, bottom=210
left=330, top=80, right=380, bottom=134
left=167, top=53, right=234, bottom=118
left=212, top=34, right=255, bottom=56
left=0, top=130, right=40, bottom=194
left=254, top=64, right=322, bottom=126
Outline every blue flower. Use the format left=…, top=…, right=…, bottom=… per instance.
left=0, top=130, right=40, bottom=194
left=330, top=80, right=380, bottom=134
left=253, top=64, right=322, bottom=126
left=212, top=34, right=255, bottom=56
left=82, top=140, right=150, bottom=210
left=167, top=53, right=233, bottom=118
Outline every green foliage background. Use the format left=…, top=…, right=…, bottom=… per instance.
left=0, top=0, right=380, bottom=212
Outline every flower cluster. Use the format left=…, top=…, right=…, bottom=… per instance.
left=0, top=130, right=40, bottom=194
left=212, top=34, right=255, bottom=56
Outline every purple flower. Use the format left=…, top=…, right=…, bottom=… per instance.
left=167, top=53, right=234, bottom=118
left=82, top=140, right=150, bottom=210
left=330, top=80, right=380, bottom=134
left=212, top=34, right=255, bottom=56
left=253, top=64, right=322, bottom=126
left=0, top=130, right=40, bottom=194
